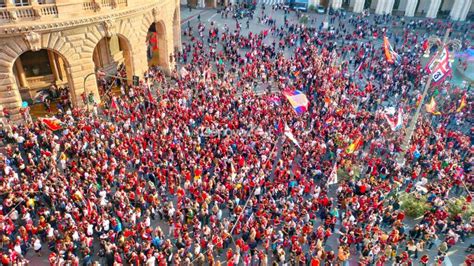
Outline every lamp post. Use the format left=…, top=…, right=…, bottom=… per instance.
left=83, top=72, right=97, bottom=112
left=323, top=0, right=332, bottom=30
left=396, top=28, right=461, bottom=165
left=83, top=71, right=132, bottom=111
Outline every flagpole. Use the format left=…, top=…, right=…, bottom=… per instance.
left=396, top=28, right=461, bottom=165
left=289, top=151, right=302, bottom=181
left=269, top=134, right=284, bottom=181
left=191, top=136, right=279, bottom=265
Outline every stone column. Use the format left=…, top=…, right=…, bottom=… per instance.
left=449, top=0, right=463, bottom=20
left=14, top=59, right=27, bottom=88
left=173, top=10, right=182, bottom=51
left=459, top=0, right=472, bottom=21
left=384, top=0, right=394, bottom=14
left=353, top=0, right=364, bottom=12
left=198, top=0, right=205, bottom=8
left=426, top=0, right=441, bottom=18
left=57, top=56, right=65, bottom=81
left=69, top=59, right=100, bottom=107
left=47, top=50, right=61, bottom=83
left=405, top=0, right=418, bottom=17
left=375, top=0, right=386, bottom=14
left=332, top=0, right=343, bottom=9
left=155, top=22, right=172, bottom=74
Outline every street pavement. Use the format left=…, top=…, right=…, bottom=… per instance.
left=23, top=4, right=472, bottom=265
left=178, top=5, right=472, bottom=266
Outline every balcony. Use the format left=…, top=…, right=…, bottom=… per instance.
left=0, top=0, right=130, bottom=25
left=0, top=4, right=58, bottom=22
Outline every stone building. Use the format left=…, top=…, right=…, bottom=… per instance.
left=311, top=0, right=473, bottom=20
left=0, top=0, right=181, bottom=120
left=180, top=0, right=224, bottom=8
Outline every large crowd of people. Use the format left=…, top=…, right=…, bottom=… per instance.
left=0, top=3, right=472, bottom=266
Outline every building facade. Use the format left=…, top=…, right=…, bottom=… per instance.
left=179, top=0, right=232, bottom=8
left=0, top=0, right=181, bottom=120
left=310, top=0, right=473, bottom=20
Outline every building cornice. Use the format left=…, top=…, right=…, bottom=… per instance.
left=0, top=2, right=162, bottom=36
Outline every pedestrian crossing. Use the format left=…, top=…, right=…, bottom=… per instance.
left=258, top=0, right=285, bottom=6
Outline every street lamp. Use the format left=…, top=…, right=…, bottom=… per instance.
left=83, top=72, right=97, bottom=111
left=396, top=28, right=462, bottom=165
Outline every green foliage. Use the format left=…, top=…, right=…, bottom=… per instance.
left=309, top=5, right=316, bottom=12
left=446, top=197, right=474, bottom=220
left=299, top=16, right=309, bottom=24
left=400, top=192, right=430, bottom=218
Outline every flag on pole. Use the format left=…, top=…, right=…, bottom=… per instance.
left=274, top=120, right=284, bottom=134
left=383, top=108, right=403, bottom=131
left=422, top=39, right=429, bottom=52
left=180, top=67, right=189, bottom=77
left=415, top=94, right=422, bottom=107
left=268, top=96, right=281, bottom=106
left=86, top=199, right=94, bottom=217
left=283, top=90, right=309, bottom=115
left=456, top=94, right=467, bottom=112
left=355, top=60, right=364, bottom=72
left=346, top=137, right=363, bottom=154
left=284, top=123, right=301, bottom=149
left=327, top=162, right=338, bottom=186
left=40, top=117, right=63, bottom=131
left=147, top=89, right=155, bottom=103
left=425, top=97, right=441, bottom=115
left=425, top=46, right=452, bottom=86
left=383, top=36, right=400, bottom=64
left=110, top=97, right=119, bottom=111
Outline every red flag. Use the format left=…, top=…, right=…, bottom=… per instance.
left=147, top=89, right=155, bottom=103
left=276, top=120, right=284, bottom=134
left=86, top=199, right=92, bottom=217
left=383, top=36, right=400, bottom=64
left=40, top=117, right=63, bottom=131
left=110, top=97, right=118, bottom=111
left=327, top=162, right=338, bottom=186
left=150, top=33, right=158, bottom=50
left=425, top=46, right=452, bottom=85
left=422, top=39, right=429, bottom=52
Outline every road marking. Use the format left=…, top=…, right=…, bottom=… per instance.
left=208, top=13, right=218, bottom=22
left=444, top=255, right=453, bottom=266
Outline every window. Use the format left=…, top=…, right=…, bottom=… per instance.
left=0, top=1, right=5, bottom=8
left=20, top=50, right=53, bottom=78
left=15, top=0, right=30, bottom=6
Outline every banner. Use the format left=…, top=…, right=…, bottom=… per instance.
left=425, top=46, right=452, bottom=85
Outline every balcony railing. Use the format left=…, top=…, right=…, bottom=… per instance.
left=39, top=4, right=58, bottom=16
left=0, top=0, right=130, bottom=25
left=0, top=4, right=58, bottom=23
left=81, top=0, right=128, bottom=12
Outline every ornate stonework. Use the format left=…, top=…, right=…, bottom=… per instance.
left=23, top=32, right=42, bottom=52
left=102, top=19, right=115, bottom=38
left=1, top=1, right=162, bottom=36
left=152, top=7, right=159, bottom=23
left=0, top=0, right=181, bottom=122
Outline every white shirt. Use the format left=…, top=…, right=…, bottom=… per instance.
left=34, top=239, right=42, bottom=251
left=87, top=224, right=93, bottom=236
